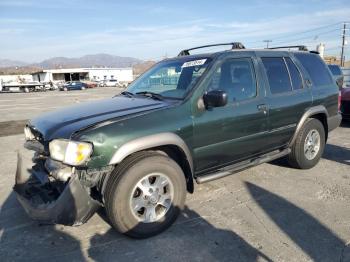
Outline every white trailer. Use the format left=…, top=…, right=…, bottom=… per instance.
left=0, top=82, right=46, bottom=93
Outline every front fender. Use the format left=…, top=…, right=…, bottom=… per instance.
left=109, top=132, right=193, bottom=173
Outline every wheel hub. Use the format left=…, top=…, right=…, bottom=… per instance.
left=129, top=173, right=173, bottom=223
left=148, top=193, right=159, bottom=204
left=304, top=129, right=321, bottom=160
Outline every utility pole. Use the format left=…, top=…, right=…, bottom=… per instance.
left=263, top=40, right=272, bottom=48
left=340, top=22, right=348, bottom=67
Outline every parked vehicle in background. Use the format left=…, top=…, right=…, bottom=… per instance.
left=328, top=64, right=344, bottom=89
left=44, top=81, right=58, bottom=91
left=97, top=80, right=105, bottom=87
left=59, top=81, right=88, bottom=91
left=329, top=65, right=350, bottom=120
left=340, top=86, right=350, bottom=120
left=15, top=43, right=341, bottom=239
left=104, top=79, right=121, bottom=87
left=84, top=81, right=98, bottom=88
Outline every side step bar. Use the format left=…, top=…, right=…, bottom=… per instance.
left=195, top=148, right=291, bottom=184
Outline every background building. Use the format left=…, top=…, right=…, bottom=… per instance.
left=32, top=68, right=133, bottom=84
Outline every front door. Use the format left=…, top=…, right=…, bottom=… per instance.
left=193, top=57, right=270, bottom=174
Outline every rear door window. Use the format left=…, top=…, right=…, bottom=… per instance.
left=261, top=57, right=292, bottom=94
left=285, top=57, right=303, bottom=90
left=294, top=53, right=333, bottom=87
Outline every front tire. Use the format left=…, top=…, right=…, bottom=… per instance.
left=104, top=151, right=186, bottom=238
left=288, top=118, right=325, bottom=169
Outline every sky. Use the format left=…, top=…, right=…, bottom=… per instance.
left=0, top=0, right=349, bottom=62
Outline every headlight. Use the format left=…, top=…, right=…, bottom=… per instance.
left=24, top=126, right=35, bottom=141
left=49, top=139, right=93, bottom=166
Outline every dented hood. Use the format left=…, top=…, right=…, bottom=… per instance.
left=29, top=96, right=168, bottom=141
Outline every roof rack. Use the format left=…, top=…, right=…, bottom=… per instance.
left=178, top=42, right=245, bottom=56
left=267, top=45, right=308, bottom=51
left=309, top=50, right=320, bottom=54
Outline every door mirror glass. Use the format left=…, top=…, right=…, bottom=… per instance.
left=203, top=90, right=228, bottom=108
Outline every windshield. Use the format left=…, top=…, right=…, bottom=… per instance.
left=127, top=57, right=212, bottom=99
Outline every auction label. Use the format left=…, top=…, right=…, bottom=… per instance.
left=182, top=59, right=207, bottom=68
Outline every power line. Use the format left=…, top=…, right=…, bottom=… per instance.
left=246, top=22, right=344, bottom=48
left=270, top=22, right=343, bottom=41
left=271, top=28, right=339, bottom=45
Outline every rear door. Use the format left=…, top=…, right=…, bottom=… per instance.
left=258, top=55, right=312, bottom=148
left=193, top=55, right=270, bottom=173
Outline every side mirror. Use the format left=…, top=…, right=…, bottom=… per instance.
left=203, top=90, right=228, bottom=108
left=336, top=77, right=343, bottom=89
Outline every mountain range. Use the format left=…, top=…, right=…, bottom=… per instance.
left=0, top=59, right=28, bottom=68
left=0, top=54, right=142, bottom=69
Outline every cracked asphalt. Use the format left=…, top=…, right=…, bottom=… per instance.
left=1, top=88, right=350, bottom=261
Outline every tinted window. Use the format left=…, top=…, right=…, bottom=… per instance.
left=328, top=65, right=342, bottom=76
left=285, top=57, right=303, bottom=90
left=294, top=53, right=333, bottom=87
left=261, top=57, right=292, bottom=94
left=208, top=58, right=256, bottom=102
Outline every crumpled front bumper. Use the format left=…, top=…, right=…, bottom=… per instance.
left=13, top=152, right=101, bottom=226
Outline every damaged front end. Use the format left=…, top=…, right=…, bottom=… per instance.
left=13, top=136, right=108, bottom=226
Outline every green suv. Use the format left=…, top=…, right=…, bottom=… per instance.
left=15, top=43, right=341, bottom=238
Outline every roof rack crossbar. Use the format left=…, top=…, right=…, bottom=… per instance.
left=267, top=45, right=308, bottom=51
left=178, top=42, right=245, bottom=56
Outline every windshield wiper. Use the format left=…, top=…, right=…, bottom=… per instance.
left=120, top=91, right=135, bottom=98
left=135, top=91, right=164, bottom=100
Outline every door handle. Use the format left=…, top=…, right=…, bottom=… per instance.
left=257, top=104, right=268, bottom=114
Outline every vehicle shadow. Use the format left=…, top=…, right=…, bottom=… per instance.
left=340, top=120, right=350, bottom=128
left=88, top=206, right=272, bottom=261
left=323, top=144, right=350, bottom=166
left=1, top=190, right=272, bottom=261
left=269, top=142, right=350, bottom=168
left=88, top=205, right=272, bottom=262
left=245, top=182, right=346, bottom=262
left=268, top=155, right=291, bottom=168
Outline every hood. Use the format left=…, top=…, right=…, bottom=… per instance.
left=341, top=88, right=350, bottom=101
left=30, top=96, right=169, bottom=141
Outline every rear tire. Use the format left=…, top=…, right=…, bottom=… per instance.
left=288, top=118, right=325, bottom=169
left=104, top=151, right=186, bottom=238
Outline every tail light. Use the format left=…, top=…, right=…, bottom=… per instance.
left=338, top=90, right=342, bottom=111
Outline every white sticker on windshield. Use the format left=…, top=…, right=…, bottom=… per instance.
left=181, top=59, right=207, bottom=68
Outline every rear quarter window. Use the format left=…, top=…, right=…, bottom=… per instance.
left=294, top=53, right=333, bottom=87
left=261, top=57, right=292, bottom=94
left=328, top=65, right=342, bottom=76
left=285, top=57, right=303, bottom=90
